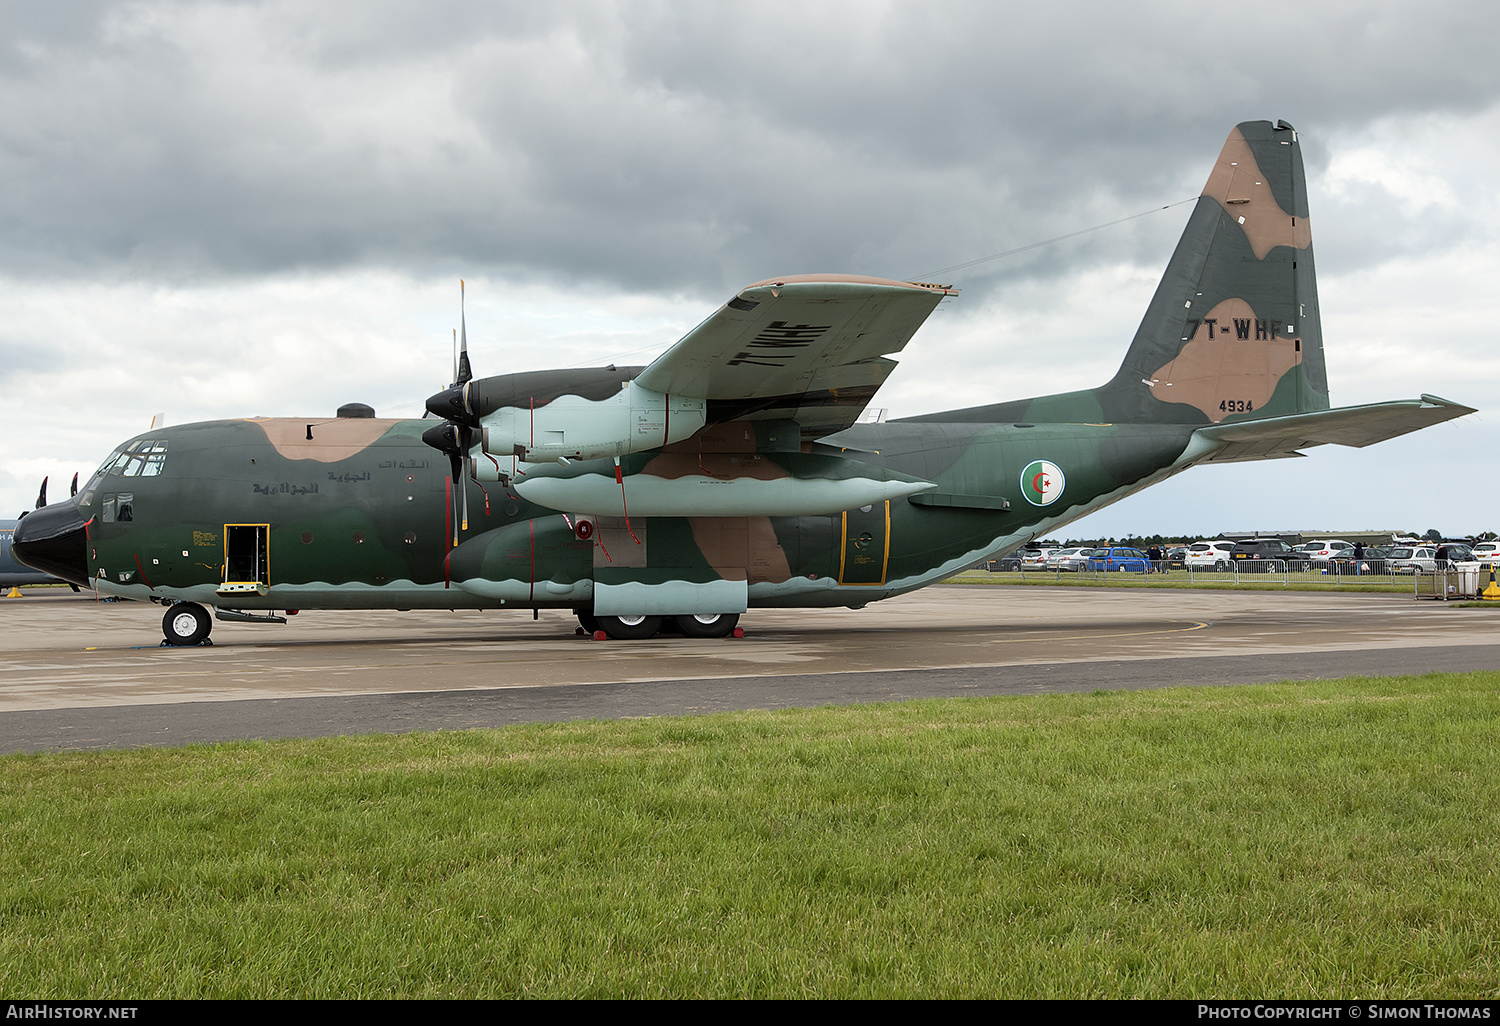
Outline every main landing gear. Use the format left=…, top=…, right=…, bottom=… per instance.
left=574, top=609, right=740, bottom=640
left=162, top=602, right=213, bottom=646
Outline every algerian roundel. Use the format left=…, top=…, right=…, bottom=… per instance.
left=1020, top=460, right=1065, bottom=507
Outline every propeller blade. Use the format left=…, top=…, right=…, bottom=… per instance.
left=70, top=472, right=78, bottom=498
left=460, top=425, right=471, bottom=533
left=424, top=285, right=481, bottom=554
left=35, top=477, right=47, bottom=510
left=448, top=451, right=463, bottom=546
left=457, top=279, right=472, bottom=386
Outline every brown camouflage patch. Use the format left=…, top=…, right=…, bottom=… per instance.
left=688, top=516, right=792, bottom=584
left=251, top=418, right=399, bottom=463
left=1202, top=127, right=1312, bottom=259
left=641, top=450, right=790, bottom=482
left=661, top=422, right=759, bottom=453
left=1148, top=298, right=1301, bottom=422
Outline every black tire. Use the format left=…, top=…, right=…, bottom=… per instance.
left=162, top=602, right=211, bottom=646
left=575, top=609, right=599, bottom=633
left=597, top=614, right=663, bottom=640
left=674, top=612, right=740, bottom=639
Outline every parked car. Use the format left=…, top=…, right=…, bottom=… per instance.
left=1389, top=546, right=1439, bottom=574
left=987, top=556, right=1022, bottom=571
left=1046, top=547, right=1095, bottom=572
left=1437, top=542, right=1476, bottom=565
left=1230, top=539, right=1296, bottom=569
left=1299, top=539, right=1353, bottom=563
left=1085, top=547, right=1152, bottom=572
left=1020, top=548, right=1055, bottom=570
left=1185, top=540, right=1236, bottom=571
left=1470, top=542, right=1500, bottom=565
left=1163, top=547, right=1188, bottom=570
left=1328, top=546, right=1392, bottom=575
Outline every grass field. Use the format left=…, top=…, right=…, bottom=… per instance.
left=4, top=673, right=1500, bottom=997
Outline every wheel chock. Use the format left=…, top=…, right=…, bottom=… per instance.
left=574, top=626, right=587, bottom=636
left=594, top=630, right=608, bottom=641
left=5, top=587, right=22, bottom=599
left=732, top=627, right=745, bottom=638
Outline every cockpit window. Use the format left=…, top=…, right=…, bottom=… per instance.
left=97, top=439, right=169, bottom=479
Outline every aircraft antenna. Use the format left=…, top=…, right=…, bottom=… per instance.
left=909, top=196, right=1198, bottom=281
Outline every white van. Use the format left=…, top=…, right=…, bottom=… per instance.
left=1185, top=540, right=1236, bottom=570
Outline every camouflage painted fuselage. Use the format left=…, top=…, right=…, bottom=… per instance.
left=75, top=413, right=1199, bottom=611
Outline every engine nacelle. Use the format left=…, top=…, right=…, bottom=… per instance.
left=480, top=382, right=707, bottom=464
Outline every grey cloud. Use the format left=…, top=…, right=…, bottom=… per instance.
left=0, top=1, right=1496, bottom=300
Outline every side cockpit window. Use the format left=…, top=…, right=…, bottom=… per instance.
left=101, top=493, right=134, bottom=523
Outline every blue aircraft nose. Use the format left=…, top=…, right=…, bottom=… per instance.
left=11, top=501, right=90, bottom=587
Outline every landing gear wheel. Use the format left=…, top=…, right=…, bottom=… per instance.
left=575, top=609, right=599, bottom=633
left=162, top=602, right=211, bottom=646
left=596, top=614, right=663, bottom=640
left=674, top=612, right=740, bottom=639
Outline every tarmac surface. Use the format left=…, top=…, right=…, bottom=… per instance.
left=4, top=584, right=1500, bottom=752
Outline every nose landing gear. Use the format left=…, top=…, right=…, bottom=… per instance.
left=162, top=602, right=212, bottom=646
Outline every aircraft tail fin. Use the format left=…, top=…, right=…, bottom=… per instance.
left=1103, top=118, right=1326, bottom=424
left=908, top=120, right=1330, bottom=427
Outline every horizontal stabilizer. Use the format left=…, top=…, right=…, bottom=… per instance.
left=1193, top=395, right=1474, bottom=462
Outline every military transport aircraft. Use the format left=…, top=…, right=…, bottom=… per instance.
left=12, top=119, right=1475, bottom=645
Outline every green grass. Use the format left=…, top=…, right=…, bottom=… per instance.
left=5, top=674, right=1500, bottom=997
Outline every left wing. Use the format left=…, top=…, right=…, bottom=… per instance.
left=635, top=275, right=953, bottom=433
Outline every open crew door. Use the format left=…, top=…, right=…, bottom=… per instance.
left=218, top=523, right=269, bottom=596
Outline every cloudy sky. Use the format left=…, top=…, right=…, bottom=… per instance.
left=3, top=0, right=1498, bottom=540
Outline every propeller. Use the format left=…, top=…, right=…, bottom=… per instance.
left=422, top=280, right=480, bottom=549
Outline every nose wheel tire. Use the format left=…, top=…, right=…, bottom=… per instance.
left=596, top=614, right=664, bottom=640
left=162, top=602, right=212, bottom=646
left=674, top=612, right=740, bottom=639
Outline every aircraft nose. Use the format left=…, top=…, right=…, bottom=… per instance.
left=11, top=501, right=90, bottom=587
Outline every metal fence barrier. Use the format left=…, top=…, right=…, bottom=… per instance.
left=981, top=557, right=1428, bottom=587
left=1413, top=565, right=1483, bottom=600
